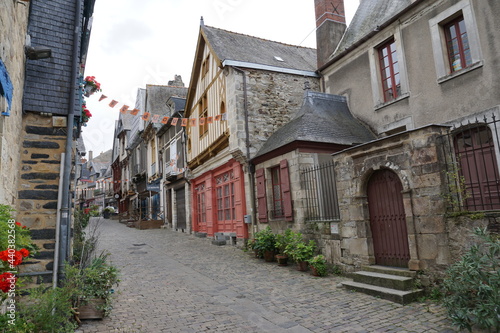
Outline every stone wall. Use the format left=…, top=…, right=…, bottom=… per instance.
left=331, top=125, right=452, bottom=281
left=17, top=113, right=67, bottom=282
left=0, top=1, right=29, bottom=205
left=226, top=68, right=320, bottom=159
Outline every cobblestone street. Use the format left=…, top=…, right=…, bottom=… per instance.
left=76, top=218, right=458, bottom=333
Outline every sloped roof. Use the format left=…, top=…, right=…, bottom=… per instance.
left=201, top=25, right=317, bottom=73
left=255, top=91, right=376, bottom=158
left=170, top=96, right=186, bottom=113
left=332, top=0, right=412, bottom=58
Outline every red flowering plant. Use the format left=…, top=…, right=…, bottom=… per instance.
left=0, top=205, right=38, bottom=298
left=81, top=102, right=92, bottom=124
left=83, top=75, right=102, bottom=97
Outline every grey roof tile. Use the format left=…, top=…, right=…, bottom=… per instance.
left=333, top=0, right=411, bottom=57
left=255, top=91, right=376, bottom=157
left=201, top=25, right=317, bottom=72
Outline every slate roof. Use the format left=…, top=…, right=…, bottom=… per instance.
left=255, top=91, right=376, bottom=158
left=170, top=96, right=186, bottom=113
left=201, top=25, right=317, bottom=73
left=332, top=0, right=412, bottom=58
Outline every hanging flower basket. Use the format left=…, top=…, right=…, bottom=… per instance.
left=83, top=76, right=101, bottom=97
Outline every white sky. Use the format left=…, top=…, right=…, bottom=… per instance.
left=82, top=0, right=360, bottom=156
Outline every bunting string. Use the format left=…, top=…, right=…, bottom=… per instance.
left=90, top=93, right=227, bottom=126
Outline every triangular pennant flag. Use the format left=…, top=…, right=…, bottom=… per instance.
left=152, top=114, right=160, bottom=123
left=130, top=108, right=140, bottom=116
left=120, top=105, right=129, bottom=114
left=98, top=94, right=107, bottom=102
left=215, top=115, right=221, bottom=121
left=142, top=112, right=151, bottom=121
left=181, top=118, right=188, bottom=127
left=109, top=100, right=118, bottom=108
left=207, top=116, right=213, bottom=124
left=171, top=118, right=178, bottom=126
left=161, top=116, right=170, bottom=124
left=189, top=118, right=197, bottom=127
left=199, top=118, right=206, bottom=125
left=221, top=113, right=228, bottom=121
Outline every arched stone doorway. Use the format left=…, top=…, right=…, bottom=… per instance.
left=367, top=169, right=410, bottom=267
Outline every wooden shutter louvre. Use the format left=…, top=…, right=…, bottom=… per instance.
left=256, top=168, right=268, bottom=223
left=280, top=159, right=293, bottom=221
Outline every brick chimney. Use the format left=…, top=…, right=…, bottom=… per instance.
left=315, top=0, right=347, bottom=69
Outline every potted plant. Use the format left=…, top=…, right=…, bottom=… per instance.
left=83, top=75, right=102, bottom=97
left=308, top=254, right=328, bottom=277
left=275, top=228, right=296, bottom=266
left=102, top=206, right=115, bottom=219
left=67, top=252, right=119, bottom=321
left=253, top=226, right=276, bottom=262
left=289, top=239, right=316, bottom=271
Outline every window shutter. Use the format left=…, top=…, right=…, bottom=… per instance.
left=256, top=168, right=268, bottom=223
left=280, top=159, right=293, bottom=221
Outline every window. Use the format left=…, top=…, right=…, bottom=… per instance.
left=201, top=55, right=210, bottom=78
left=216, top=172, right=235, bottom=222
left=378, top=39, right=400, bottom=103
left=271, top=166, right=284, bottom=218
left=196, top=183, right=206, bottom=225
left=429, top=0, right=482, bottom=81
left=256, top=160, right=293, bottom=222
left=368, top=29, right=409, bottom=108
left=444, top=16, right=472, bottom=73
left=199, top=95, right=208, bottom=137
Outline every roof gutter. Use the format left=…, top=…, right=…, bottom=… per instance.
left=317, top=0, right=424, bottom=73
left=223, top=60, right=319, bottom=78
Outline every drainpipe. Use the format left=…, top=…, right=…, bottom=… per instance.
left=52, top=153, right=65, bottom=289
left=58, top=0, right=82, bottom=284
left=231, top=66, right=257, bottom=237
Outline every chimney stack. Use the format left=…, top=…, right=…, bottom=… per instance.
left=315, top=0, right=347, bottom=69
left=88, top=150, right=93, bottom=162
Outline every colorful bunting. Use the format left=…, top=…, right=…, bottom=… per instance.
left=120, top=105, right=129, bottom=114
left=181, top=118, right=188, bottom=127
left=109, top=100, right=119, bottom=108
left=161, top=116, right=170, bottom=124
left=99, top=94, right=107, bottom=102
left=142, top=112, right=151, bottom=121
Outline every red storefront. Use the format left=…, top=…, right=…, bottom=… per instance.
left=191, top=159, right=248, bottom=239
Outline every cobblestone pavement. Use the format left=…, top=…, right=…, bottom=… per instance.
left=76, top=218, right=459, bottom=333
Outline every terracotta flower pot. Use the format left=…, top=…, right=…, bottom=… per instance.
left=263, top=250, right=276, bottom=262
left=296, top=261, right=309, bottom=271
left=276, top=254, right=288, bottom=266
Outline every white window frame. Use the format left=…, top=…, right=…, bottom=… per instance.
left=368, top=26, right=410, bottom=110
left=429, top=0, right=483, bottom=83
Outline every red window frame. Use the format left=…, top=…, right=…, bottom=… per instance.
left=216, top=172, right=235, bottom=221
left=378, top=39, right=400, bottom=103
left=444, top=15, right=472, bottom=73
left=196, top=183, right=206, bottom=225
left=271, top=166, right=284, bottom=218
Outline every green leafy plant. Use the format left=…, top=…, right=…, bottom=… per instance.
left=253, top=226, right=277, bottom=254
left=65, top=252, right=120, bottom=317
left=275, top=228, right=294, bottom=255
left=307, top=254, right=328, bottom=277
left=442, top=227, right=499, bottom=332
left=289, top=239, right=316, bottom=263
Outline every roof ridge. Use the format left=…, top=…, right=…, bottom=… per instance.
left=203, top=25, right=316, bottom=50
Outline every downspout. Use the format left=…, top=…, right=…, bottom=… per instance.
left=58, top=0, right=82, bottom=284
left=231, top=66, right=257, bottom=237
left=52, top=153, right=65, bottom=289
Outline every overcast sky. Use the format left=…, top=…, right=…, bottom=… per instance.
left=81, top=0, right=360, bottom=156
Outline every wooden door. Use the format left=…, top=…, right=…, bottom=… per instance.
left=367, top=169, right=410, bottom=267
left=175, top=188, right=186, bottom=230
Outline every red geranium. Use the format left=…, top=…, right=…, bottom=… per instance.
left=19, top=248, right=30, bottom=258
left=0, top=250, right=24, bottom=266
left=0, top=272, right=17, bottom=293
left=15, top=222, right=27, bottom=229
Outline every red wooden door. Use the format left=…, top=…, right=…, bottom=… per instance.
left=367, top=169, right=410, bottom=267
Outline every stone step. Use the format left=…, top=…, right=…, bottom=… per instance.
left=342, top=281, right=424, bottom=305
left=361, top=265, right=416, bottom=278
left=352, top=271, right=414, bottom=291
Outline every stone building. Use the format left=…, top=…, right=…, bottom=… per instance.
left=0, top=1, right=30, bottom=206
left=185, top=20, right=319, bottom=243
left=310, top=0, right=500, bottom=285
left=14, top=0, right=96, bottom=285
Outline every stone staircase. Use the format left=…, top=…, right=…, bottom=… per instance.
left=342, top=265, right=424, bottom=305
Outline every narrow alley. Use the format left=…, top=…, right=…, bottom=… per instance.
left=76, top=218, right=457, bottom=333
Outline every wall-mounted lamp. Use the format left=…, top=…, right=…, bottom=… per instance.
left=25, top=46, right=52, bottom=60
